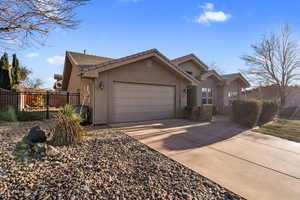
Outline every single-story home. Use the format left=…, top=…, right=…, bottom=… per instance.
left=61, top=49, right=250, bottom=124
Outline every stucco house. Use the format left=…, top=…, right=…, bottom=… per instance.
left=61, top=49, right=250, bottom=124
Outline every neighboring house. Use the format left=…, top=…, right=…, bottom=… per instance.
left=61, top=49, right=250, bottom=124
left=53, top=74, right=63, bottom=90
left=243, top=85, right=300, bottom=107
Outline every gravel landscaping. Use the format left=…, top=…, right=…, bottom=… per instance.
left=0, top=121, right=244, bottom=200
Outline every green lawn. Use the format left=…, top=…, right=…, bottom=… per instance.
left=253, top=119, right=300, bottom=143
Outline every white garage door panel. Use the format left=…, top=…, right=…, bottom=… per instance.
left=112, top=82, right=175, bottom=123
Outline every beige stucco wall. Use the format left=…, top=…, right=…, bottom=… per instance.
left=178, top=61, right=221, bottom=111
left=67, top=66, right=81, bottom=93
left=178, top=60, right=205, bottom=77
left=216, top=85, right=224, bottom=113
left=189, top=77, right=244, bottom=114
left=223, top=79, right=243, bottom=106
left=94, top=58, right=190, bottom=124
left=80, top=78, right=95, bottom=122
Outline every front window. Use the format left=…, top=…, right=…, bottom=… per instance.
left=202, top=88, right=213, bottom=105
left=228, top=91, right=238, bottom=98
left=227, top=91, right=238, bottom=105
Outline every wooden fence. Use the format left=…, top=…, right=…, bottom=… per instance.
left=0, top=90, right=80, bottom=120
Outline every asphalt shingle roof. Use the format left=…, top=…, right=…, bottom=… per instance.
left=67, top=51, right=113, bottom=66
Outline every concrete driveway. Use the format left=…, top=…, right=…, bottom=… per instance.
left=111, top=116, right=300, bottom=200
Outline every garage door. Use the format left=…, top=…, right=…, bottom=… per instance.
left=112, top=82, right=175, bottom=123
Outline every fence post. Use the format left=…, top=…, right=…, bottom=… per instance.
left=46, top=91, right=50, bottom=119
left=16, top=92, right=19, bottom=111
left=67, top=92, right=70, bottom=104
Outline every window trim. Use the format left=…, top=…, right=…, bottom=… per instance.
left=228, top=91, right=238, bottom=98
left=202, top=88, right=213, bottom=105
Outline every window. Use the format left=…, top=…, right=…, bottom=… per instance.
left=228, top=91, right=238, bottom=98
left=202, top=88, right=213, bottom=105
left=228, top=91, right=238, bottom=105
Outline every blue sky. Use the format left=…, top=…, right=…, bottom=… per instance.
left=9, top=0, right=300, bottom=89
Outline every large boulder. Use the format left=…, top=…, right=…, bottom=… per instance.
left=25, top=126, right=47, bottom=143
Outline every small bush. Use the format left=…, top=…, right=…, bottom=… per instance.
left=259, top=101, right=278, bottom=124
left=232, top=100, right=262, bottom=128
left=279, top=106, right=297, bottom=119
left=50, top=105, right=86, bottom=146
left=212, top=105, right=218, bottom=115
left=200, top=105, right=213, bottom=121
left=0, top=106, right=18, bottom=122
left=17, top=111, right=41, bottom=121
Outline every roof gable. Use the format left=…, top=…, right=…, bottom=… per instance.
left=82, top=49, right=199, bottom=85
left=171, top=54, right=209, bottom=72
left=62, top=52, right=114, bottom=90
left=222, top=73, right=250, bottom=88
left=67, top=51, right=113, bottom=66
left=200, top=70, right=224, bottom=83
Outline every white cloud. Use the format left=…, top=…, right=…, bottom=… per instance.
left=47, top=56, right=65, bottom=65
left=196, top=3, right=231, bottom=25
left=201, top=2, right=214, bottom=11
left=26, top=52, right=39, bottom=58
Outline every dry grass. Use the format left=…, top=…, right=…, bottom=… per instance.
left=253, top=119, right=300, bottom=143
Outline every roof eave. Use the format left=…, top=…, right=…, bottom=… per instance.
left=82, top=51, right=198, bottom=85
left=172, top=54, right=209, bottom=71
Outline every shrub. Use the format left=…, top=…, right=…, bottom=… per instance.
left=259, top=101, right=278, bottom=124
left=212, top=105, right=218, bottom=115
left=50, top=105, right=85, bottom=146
left=0, top=106, right=18, bottom=122
left=279, top=106, right=297, bottom=119
left=60, top=104, right=82, bottom=120
left=200, top=105, right=213, bottom=121
left=70, top=104, right=90, bottom=124
left=232, top=100, right=262, bottom=128
left=17, top=111, right=41, bottom=121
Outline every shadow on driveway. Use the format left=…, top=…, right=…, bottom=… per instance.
left=112, top=115, right=248, bottom=151
left=163, top=120, right=246, bottom=150
left=161, top=116, right=247, bottom=151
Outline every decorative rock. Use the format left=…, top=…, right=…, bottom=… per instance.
left=1, top=121, right=244, bottom=200
left=46, top=145, right=60, bottom=157
left=32, top=143, right=47, bottom=157
left=25, top=126, right=47, bottom=143
left=30, top=143, right=60, bottom=158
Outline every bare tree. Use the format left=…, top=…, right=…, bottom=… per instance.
left=241, top=24, right=300, bottom=107
left=0, top=0, right=89, bottom=49
left=208, top=61, right=225, bottom=74
left=22, top=78, right=44, bottom=89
